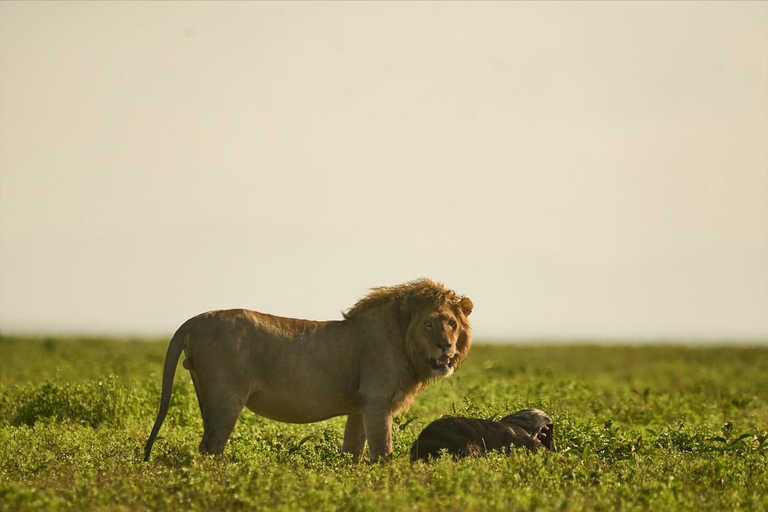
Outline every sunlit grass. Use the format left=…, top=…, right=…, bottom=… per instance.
left=1, top=337, right=766, bottom=510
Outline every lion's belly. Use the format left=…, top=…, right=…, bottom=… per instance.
left=244, top=389, right=357, bottom=423
left=241, top=336, right=363, bottom=423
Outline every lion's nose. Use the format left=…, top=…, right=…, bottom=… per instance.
left=436, top=340, right=450, bottom=351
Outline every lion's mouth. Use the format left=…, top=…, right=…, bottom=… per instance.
left=429, top=357, right=453, bottom=371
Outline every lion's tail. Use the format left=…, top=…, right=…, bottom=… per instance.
left=143, top=327, right=189, bottom=462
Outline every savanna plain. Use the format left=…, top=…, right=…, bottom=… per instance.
left=0, top=337, right=766, bottom=511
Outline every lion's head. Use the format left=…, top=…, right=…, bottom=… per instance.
left=343, top=278, right=473, bottom=380
left=400, top=286, right=473, bottom=379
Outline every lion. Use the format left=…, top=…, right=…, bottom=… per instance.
left=144, top=279, right=473, bottom=463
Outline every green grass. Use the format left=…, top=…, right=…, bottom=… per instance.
left=1, top=336, right=766, bottom=511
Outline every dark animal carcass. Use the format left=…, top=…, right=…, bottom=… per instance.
left=410, top=408, right=555, bottom=462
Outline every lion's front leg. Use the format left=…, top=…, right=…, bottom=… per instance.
left=342, top=414, right=367, bottom=464
left=362, top=406, right=393, bottom=463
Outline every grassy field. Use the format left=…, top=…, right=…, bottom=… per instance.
left=0, top=336, right=766, bottom=511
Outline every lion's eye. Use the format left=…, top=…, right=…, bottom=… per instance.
left=424, top=321, right=432, bottom=329
left=448, top=319, right=457, bottom=328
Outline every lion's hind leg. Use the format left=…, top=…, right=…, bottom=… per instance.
left=193, top=367, right=249, bottom=456
left=198, top=392, right=247, bottom=455
left=188, top=370, right=207, bottom=435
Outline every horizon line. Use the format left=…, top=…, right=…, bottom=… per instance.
left=1, top=329, right=765, bottom=346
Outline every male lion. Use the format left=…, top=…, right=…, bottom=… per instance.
left=144, top=279, right=473, bottom=463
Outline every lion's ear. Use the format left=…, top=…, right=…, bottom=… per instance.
left=459, top=297, right=473, bottom=316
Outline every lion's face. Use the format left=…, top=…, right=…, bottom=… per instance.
left=406, top=297, right=473, bottom=378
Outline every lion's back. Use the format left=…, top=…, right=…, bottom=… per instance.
left=181, top=308, right=330, bottom=343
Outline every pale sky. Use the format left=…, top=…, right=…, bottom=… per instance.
left=1, top=1, right=766, bottom=341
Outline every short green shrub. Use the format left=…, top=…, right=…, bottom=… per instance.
left=1, top=377, right=135, bottom=428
